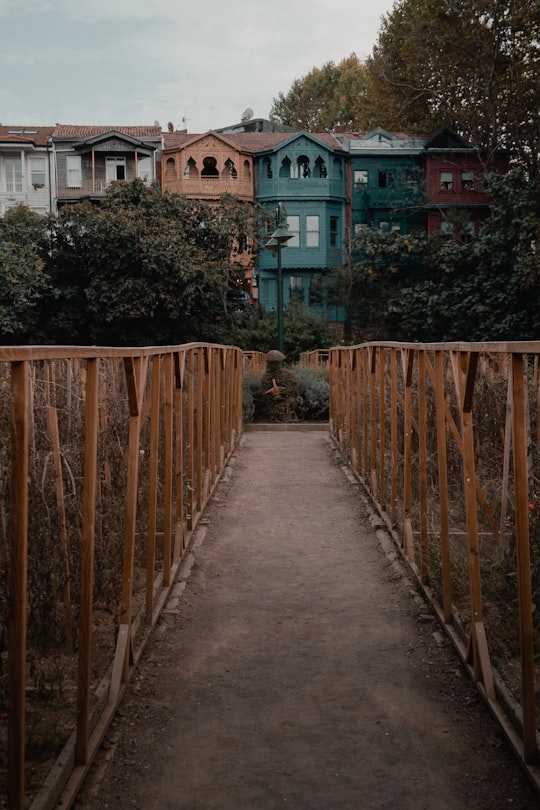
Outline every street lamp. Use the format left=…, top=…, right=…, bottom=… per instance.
left=265, top=203, right=293, bottom=353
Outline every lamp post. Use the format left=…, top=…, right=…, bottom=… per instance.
left=265, top=203, right=293, bottom=354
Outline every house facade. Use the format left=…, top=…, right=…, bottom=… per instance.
left=422, top=127, right=507, bottom=239
left=254, top=131, right=348, bottom=320
left=0, top=126, right=55, bottom=216
left=0, top=116, right=510, bottom=327
left=342, top=128, right=426, bottom=236
left=52, top=125, right=163, bottom=208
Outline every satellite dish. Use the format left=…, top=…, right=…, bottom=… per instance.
left=241, top=107, right=254, bottom=122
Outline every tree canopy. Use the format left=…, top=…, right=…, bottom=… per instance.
left=0, top=181, right=262, bottom=346
left=367, top=0, right=540, bottom=180
left=269, top=54, right=371, bottom=132
left=270, top=0, right=540, bottom=182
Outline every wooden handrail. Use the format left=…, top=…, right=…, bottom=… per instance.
left=1, top=343, right=243, bottom=810
left=328, top=342, right=540, bottom=791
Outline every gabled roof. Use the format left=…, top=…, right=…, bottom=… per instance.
left=0, top=125, right=55, bottom=145
left=423, top=126, right=475, bottom=151
left=163, top=129, right=347, bottom=155
left=347, top=128, right=426, bottom=153
left=53, top=124, right=162, bottom=141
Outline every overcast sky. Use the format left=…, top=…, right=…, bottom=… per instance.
left=0, top=0, right=395, bottom=133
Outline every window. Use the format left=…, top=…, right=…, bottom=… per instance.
left=440, top=171, right=453, bottom=191
left=222, top=159, right=237, bottom=179
left=354, top=170, right=368, bottom=192
left=66, top=155, right=82, bottom=188
left=243, top=160, right=251, bottom=181
left=137, top=156, right=152, bottom=183
left=314, top=157, right=327, bottom=178
left=263, top=157, right=273, bottom=178
left=330, top=216, right=339, bottom=248
left=461, top=171, right=474, bottom=190
left=297, top=155, right=310, bottom=179
left=30, top=157, right=46, bottom=188
left=201, top=156, right=218, bottom=177
left=286, top=215, right=300, bottom=247
left=405, top=168, right=419, bottom=188
left=166, top=157, right=177, bottom=181
left=378, top=170, right=394, bottom=188
left=462, top=221, right=475, bottom=242
left=106, top=157, right=126, bottom=182
left=440, top=220, right=454, bottom=235
left=309, top=274, right=325, bottom=305
left=279, top=157, right=291, bottom=178
left=184, top=157, right=198, bottom=179
left=289, top=276, right=304, bottom=302
left=6, top=158, right=23, bottom=192
left=306, top=215, right=319, bottom=247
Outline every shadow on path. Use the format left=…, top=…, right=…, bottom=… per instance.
left=78, top=429, right=538, bottom=810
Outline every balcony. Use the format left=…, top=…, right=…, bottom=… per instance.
left=56, top=179, right=112, bottom=199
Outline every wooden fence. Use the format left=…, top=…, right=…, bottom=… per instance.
left=328, top=341, right=540, bottom=790
left=0, top=343, right=243, bottom=810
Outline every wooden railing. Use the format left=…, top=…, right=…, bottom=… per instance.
left=242, top=350, right=267, bottom=373
left=328, top=341, right=540, bottom=791
left=1, top=343, right=243, bottom=810
left=299, top=349, right=329, bottom=368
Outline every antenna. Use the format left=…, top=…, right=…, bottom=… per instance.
left=241, top=107, right=254, bottom=122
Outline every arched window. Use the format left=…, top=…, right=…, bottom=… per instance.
left=297, top=155, right=310, bottom=179
left=165, top=157, right=176, bottom=181
left=314, top=157, right=327, bottom=178
left=243, top=160, right=251, bottom=181
left=202, top=156, right=219, bottom=177
left=279, top=157, right=291, bottom=178
left=222, top=158, right=237, bottom=179
left=184, top=157, right=199, bottom=179
left=262, top=157, right=272, bottom=178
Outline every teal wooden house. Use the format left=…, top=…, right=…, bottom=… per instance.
left=345, top=129, right=426, bottom=235
left=255, top=132, right=348, bottom=322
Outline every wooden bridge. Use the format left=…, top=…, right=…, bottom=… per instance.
left=2, top=341, right=540, bottom=808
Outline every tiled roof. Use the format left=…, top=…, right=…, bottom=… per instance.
left=53, top=124, right=162, bottom=139
left=163, top=130, right=347, bottom=154
left=0, top=126, right=55, bottom=145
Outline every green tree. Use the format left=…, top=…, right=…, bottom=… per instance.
left=391, top=170, right=540, bottom=340
left=270, top=54, right=371, bottom=132
left=229, top=304, right=333, bottom=363
left=334, top=227, right=428, bottom=342
left=0, top=206, right=50, bottom=342
left=367, top=0, right=540, bottom=180
left=46, top=180, right=261, bottom=346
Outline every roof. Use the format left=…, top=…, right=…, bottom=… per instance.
left=53, top=124, right=162, bottom=140
left=0, top=125, right=55, bottom=145
left=163, top=130, right=347, bottom=155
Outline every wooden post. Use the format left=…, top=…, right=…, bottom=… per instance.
left=402, top=349, right=415, bottom=559
left=116, top=356, right=147, bottom=687
left=378, top=348, right=386, bottom=511
left=418, top=350, right=429, bottom=584
left=390, top=348, right=399, bottom=527
left=163, top=353, right=174, bottom=583
left=174, top=351, right=186, bottom=559
left=75, top=358, right=100, bottom=765
left=46, top=363, right=73, bottom=654
left=8, top=361, right=29, bottom=810
left=434, top=350, right=452, bottom=623
left=186, top=349, right=195, bottom=532
left=511, top=354, right=538, bottom=764
left=145, top=354, right=161, bottom=621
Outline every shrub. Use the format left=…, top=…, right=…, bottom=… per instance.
left=244, top=365, right=329, bottom=423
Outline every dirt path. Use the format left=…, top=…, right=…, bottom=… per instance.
left=77, top=429, right=538, bottom=809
